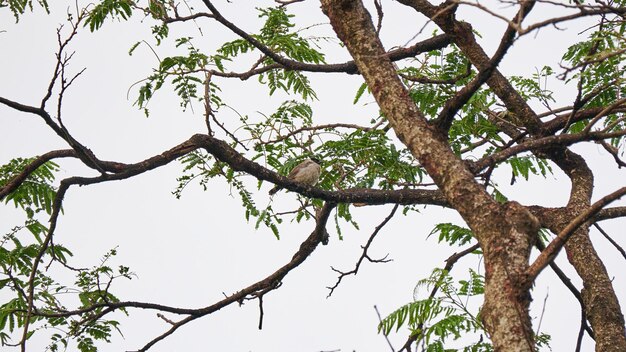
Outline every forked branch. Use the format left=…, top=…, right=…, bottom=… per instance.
left=526, top=186, right=626, bottom=283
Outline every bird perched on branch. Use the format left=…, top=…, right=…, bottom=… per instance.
left=269, top=157, right=321, bottom=196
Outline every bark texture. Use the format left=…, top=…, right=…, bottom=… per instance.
left=545, top=150, right=626, bottom=352
left=393, top=1, right=626, bottom=350
left=320, top=1, right=540, bottom=350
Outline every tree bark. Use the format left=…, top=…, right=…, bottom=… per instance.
left=544, top=150, right=626, bottom=352
left=320, top=1, right=539, bottom=350
left=397, top=0, right=626, bottom=348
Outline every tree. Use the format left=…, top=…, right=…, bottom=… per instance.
left=1, top=0, right=625, bottom=351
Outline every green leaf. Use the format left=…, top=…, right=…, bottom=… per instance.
left=353, top=82, right=369, bottom=104
left=428, top=223, right=474, bottom=246
left=85, top=0, right=134, bottom=32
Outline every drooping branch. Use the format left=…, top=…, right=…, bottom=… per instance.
left=534, top=240, right=595, bottom=339
left=327, top=204, right=398, bottom=297
left=593, top=223, right=626, bottom=260
left=133, top=201, right=336, bottom=351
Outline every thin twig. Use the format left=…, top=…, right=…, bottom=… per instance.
left=327, top=205, right=399, bottom=297
left=593, top=223, right=626, bottom=260
left=374, top=305, right=395, bottom=352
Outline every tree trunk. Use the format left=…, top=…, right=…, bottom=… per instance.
left=544, top=149, right=626, bottom=351
left=320, top=1, right=540, bottom=350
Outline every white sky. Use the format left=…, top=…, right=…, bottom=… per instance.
left=1, top=0, right=625, bottom=351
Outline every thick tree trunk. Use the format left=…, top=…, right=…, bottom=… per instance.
left=402, top=0, right=626, bottom=347
left=545, top=151, right=626, bottom=351
left=320, top=1, right=539, bottom=350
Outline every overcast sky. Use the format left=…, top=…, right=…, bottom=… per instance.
left=1, top=1, right=625, bottom=351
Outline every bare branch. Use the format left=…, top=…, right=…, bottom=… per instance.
left=275, top=0, right=305, bottom=7
left=163, top=12, right=214, bottom=23
left=597, top=140, right=626, bottom=168
left=534, top=240, right=595, bottom=339
left=327, top=204, right=399, bottom=297
left=593, top=223, right=626, bottom=261
left=526, top=186, right=626, bottom=283
left=374, top=305, right=395, bottom=352
left=262, top=122, right=381, bottom=145
left=134, top=201, right=336, bottom=351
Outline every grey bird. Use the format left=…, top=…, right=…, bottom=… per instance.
left=269, top=158, right=321, bottom=195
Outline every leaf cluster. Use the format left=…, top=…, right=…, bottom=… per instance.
left=428, top=223, right=474, bottom=247
left=133, top=37, right=218, bottom=115
left=0, top=0, right=48, bottom=21
left=85, top=0, right=133, bottom=32
left=0, top=239, right=129, bottom=351
left=379, top=268, right=490, bottom=351
left=1, top=158, right=59, bottom=218
left=561, top=17, right=626, bottom=147
left=217, top=7, right=325, bottom=100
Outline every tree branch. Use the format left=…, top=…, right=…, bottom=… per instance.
left=526, top=187, right=626, bottom=283
left=0, top=149, right=75, bottom=201
left=133, top=201, right=336, bottom=351
left=327, top=204, right=398, bottom=297
left=20, top=180, right=70, bottom=352
left=434, top=0, right=535, bottom=132
left=200, top=0, right=451, bottom=75
left=593, top=223, right=626, bottom=260
left=534, top=240, right=595, bottom=339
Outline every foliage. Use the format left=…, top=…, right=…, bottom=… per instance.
left=3, top=0, right=626, bottom=351
left=428, top=223, right=474, bottom=247
left=0, top=234, right=131, bottom=351
left=132, top=37, right=215, bottom=116
left=85, top=0, right=133, bottom=31
left=506, top=155, right=552, bottom=184
left=0, top=0, right=48, bottom=21
left=379, top=268, right=491, bottom=351
left=1, top=158, right=58, bottom=218
left=0, top=159, right=130, bottom=350
left=217, top=7, right=325, bottom=100
left=380, top=268, right=551, bottom=351
left=560, top=15, right=626, bottom=146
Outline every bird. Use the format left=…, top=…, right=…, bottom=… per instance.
left=269, top=157, right=321, bottom=196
